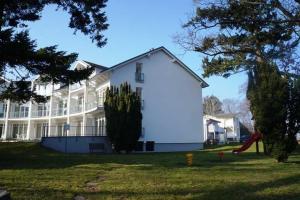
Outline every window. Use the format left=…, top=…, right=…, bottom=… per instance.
left=135, top=141, right=144, bottom=151
left=136, top=62, right=142, bottom=73
left=135, top=62, right=144, bottom=82
left=136, top=87, right=144, bottom=109
left=37, top=103, right=48, bottom=117
left=11, top=124, right=27, bottom=139
left=63, top=100, right=68, bottom=115
left=146, top=141, right=155, bottom=151
left=58, top=100, right=68, bottom=115
left=36, top=123, right=49, bottom=138
left=0, top=124, right=4, bottom=138
left=78, top=96, right=84, bottom=111
left=98, top=88, right=106, bottom=106
left=0, top=103, right=7, bottom=118
left=96, top=117, right=106, bottom=136
left=136, top=87, right=142, bottom=98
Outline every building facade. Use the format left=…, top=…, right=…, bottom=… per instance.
left=203, top=114, right=241, bottom=144
left=0, top=47, right=208, bottom=152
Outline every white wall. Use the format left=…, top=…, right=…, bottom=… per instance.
left=110, top=50, right=204, bottom=144
left=203, top=115, right=240, bottom=141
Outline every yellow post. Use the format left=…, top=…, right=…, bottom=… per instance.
left=186, top=153, right=193, bottom=166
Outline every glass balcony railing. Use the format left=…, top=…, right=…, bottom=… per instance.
left=52, top=108, right=67, bottom=117
left=69, top=105, right=83, bottom=114
left=0, top=112, right=6, bottom=118
left=9, top=111, right=29, bottom=118
left=31, top=110, right=49, bottom=117
left=85, top=101, right=104, bottom=111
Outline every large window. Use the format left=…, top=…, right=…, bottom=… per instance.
left=36, top=123, right=49, bottom=138
left=13, top=104, right=29, bottom=118
left=95, top=117, right=106, bottom=136
left=136, top=87, right=142, bottom=98
left=0, top=103, right=7, bottom=118
left=0, top=124, right=4, bottom=138
left=58, top=100, right=68, bottom=115
left=11, top=124, right=27, bottom=139
left=37, top=103, right=48, bottom=117
left=146, top=141, right=155, bottom=151
left=136, top=87, right=144, bottom=109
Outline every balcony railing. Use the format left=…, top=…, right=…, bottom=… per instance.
left=85, top=101, right=104, bottom=111
left=135, top=72, right=144, bottom=83
left=0, top=112, right=6, bottom=118
left=31, top=110, right=49, bottom=118
left=52, top=108, right=67, bottom=117
left=69, top=105, right=83, bottom=114
left=9, top=111, right=29, bottom=118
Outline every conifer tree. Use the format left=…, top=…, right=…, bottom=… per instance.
left=0, top=1, right=108, bottom=102
left=104, top=83, right=142, bottom=153
left=247, top=64, right=287, bottom=160
left=179, top=0, right=300, bottom=161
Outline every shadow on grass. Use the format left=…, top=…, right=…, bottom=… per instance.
left=79, top=174, right=300, bottom=200
left=191, top=173, right=300, bottom=200
left=203, top=142, right=241, bottom=151
left=0, top=142, right=271, bottom=170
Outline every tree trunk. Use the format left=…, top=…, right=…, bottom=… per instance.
left=263, top=141, right=270, bottom=155
left=256, top=140, right=259, bottom=154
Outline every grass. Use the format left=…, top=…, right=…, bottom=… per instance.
left=0, top=142, right=299, bottom=200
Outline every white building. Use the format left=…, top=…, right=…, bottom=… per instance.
left=203, top=114, right=240, bottom=144
left=0, top=47, right=209, bottom=152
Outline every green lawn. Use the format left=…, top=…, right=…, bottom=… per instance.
left=0, top=142, right=299, bottom=200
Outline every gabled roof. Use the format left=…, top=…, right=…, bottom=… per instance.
left=81, top=60, right=108, bottom=71
left=103, top=46, right=209, bottom=88
left=206, top=118, right=221, bottom=124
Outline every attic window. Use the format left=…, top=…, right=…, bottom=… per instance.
left=136, top=62, right=142, bottom=73
left=135, top=63, right=144, bottom=83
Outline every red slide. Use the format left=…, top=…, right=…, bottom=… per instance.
left=232, top=132, right=262, bottom=154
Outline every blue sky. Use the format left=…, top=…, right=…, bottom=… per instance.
left=26, top=0, right=247, bottom=100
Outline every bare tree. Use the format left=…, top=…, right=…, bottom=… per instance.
left=222, top=98, right=239, bottom=114
left=203, top=95, right=223, bottom=115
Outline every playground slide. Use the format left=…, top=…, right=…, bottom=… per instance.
left=232, top=132, right=261, bottom=154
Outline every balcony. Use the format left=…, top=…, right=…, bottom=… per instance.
left=52, top=108, right=67, bottom=117
left=85, top=101, right=104, bottom=111
left=0, top=112, right=6, bottom=118
left=135, top=72, right=144, bottom=83
left=31, top=110, right=49, bottom=118
left=69, top=105, right=83, bottom=114
left=9, top=111, right=29, bottom=118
